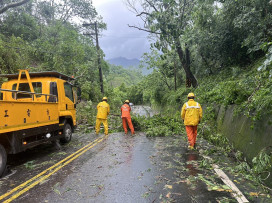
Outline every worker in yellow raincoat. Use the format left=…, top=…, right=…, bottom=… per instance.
left=96, top=97, right=110, bottom=135
left=181, top=93, right=202, bottom=149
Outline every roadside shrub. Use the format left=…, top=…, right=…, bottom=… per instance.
left=146, top=125, right=172, bottom=137
left=76, top=100, right=96, bottom=125
left=252, top=148, right=272, bottom=181
left=133, top=114, right=184, bottom=137
left=131, top=115, right=145, bottom=131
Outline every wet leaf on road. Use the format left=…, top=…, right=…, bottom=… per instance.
left=159, top=194, right=163, bottom=199
left=146, top=168, right=151, bottom=172
left=52, top=182, right=61, bottom=196
left=172, top=193, right=182, bottom=196
left=249, top=192, right=259, bottom=197
left=65, top=187, right=72, bottom=192
left=165, top=185, right=173, bottom=189
left=56, top=152, right=67, bottom=156
left=24, top=161, right=36, bottom=169
left=234, top=179, right=240, bottom=184
left=142, top=192, right=150, bottom=198
left=175, top=180, right=186, bottom=184
left=166, top=192, right=171, bottom=198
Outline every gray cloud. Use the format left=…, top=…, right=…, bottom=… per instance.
left=93, top=0, right=150, bottom=60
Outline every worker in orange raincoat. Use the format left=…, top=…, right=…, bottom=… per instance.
left=96, top=97, right=110, bottom=135
left=181, top=93, right=202, bottom=149
left=121, top=100, right=135, bottom=135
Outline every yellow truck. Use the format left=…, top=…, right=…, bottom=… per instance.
left=0, top=70, right=79, bottom=177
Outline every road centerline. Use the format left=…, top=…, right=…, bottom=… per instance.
left=0, top=135, right=108, bottom=202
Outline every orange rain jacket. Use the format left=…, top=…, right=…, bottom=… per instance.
left=121, top=104, right=131, bottom=118
left=181, top=99, right=203, bottom=126
left=97, top=101, right=110, bottom=119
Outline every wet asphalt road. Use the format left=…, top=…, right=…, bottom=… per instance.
left=0, top=106, right=271, bottom=203
left=1, top=133, right=235, bottom=203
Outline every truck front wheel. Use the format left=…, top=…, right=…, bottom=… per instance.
left=0, top=144, right=7, bottom=177
left=60, top=123, right=72, bottom=143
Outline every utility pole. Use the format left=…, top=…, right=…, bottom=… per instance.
left=174, top=60, right=177, bottom=91
left=83, top=22, right=104, bottom=94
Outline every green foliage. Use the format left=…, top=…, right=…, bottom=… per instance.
left=131, top=114, right=185, bottom=137
left=258, top=44, right=272, bottom=76
left=252, top=149, right=272, bottom=179
left=24, top=161, right=36, bottom=170
left=0, top=12, right=39, bottom=41
left=76, top=101, right=96, bottom=126
left=186, top=0, right=272, bottom=77
left=105, top=64, right=143, bottom=88
left=146, top=125, right=172, bottom=137
left=0, top=35, right=33, bottom=73
left=198, top=80, right=252, bottom=106
left=131, top=115, right=144, bottom=131
left=232, top=148, right=272, bottom=185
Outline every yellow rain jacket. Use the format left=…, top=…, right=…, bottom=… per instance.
left=181, top=99, right=202, bottom=126
left=96, top=101, right=110, bottom=119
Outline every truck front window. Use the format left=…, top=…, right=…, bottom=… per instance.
left=64, top=82, right=74, bottom=102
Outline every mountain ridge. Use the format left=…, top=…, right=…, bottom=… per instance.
left=107, top=57, right=140, bottom=68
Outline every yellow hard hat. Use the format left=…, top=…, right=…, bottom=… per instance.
left=187, top=92, right=195, bottom=98
left=125, top=100, right=129, bottom=103
left=102, top=97, right=107, bottom=101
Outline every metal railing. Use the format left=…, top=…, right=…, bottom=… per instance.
left=0, top=88, right=58, bottom=102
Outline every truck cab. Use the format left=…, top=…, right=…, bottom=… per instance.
left=0, top=70, right=79, bottom=177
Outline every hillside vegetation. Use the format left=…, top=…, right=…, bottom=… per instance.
left=105, top=64, right=143, bottom=88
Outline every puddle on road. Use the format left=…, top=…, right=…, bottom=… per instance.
left=185, top=153, right=199, bottom=176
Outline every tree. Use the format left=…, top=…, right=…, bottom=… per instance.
left=54, top=0, right=98, bottom=24
left=141, top=48, right=183, bottom=90
left=0, top=0, right=30, bottom=14
left=177, top=0, right=272, bottom=77
left=126, top=0, right=198, bottom=87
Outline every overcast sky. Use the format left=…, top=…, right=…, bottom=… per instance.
left=92, top=0, right=151, bottom=60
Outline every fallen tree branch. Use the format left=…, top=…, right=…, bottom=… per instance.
left=0, top=0, right=30, bottom=14
left=128, top=24, right=161, bottom=34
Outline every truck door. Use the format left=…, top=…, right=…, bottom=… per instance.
left=63, top=82, right=76, bottom=124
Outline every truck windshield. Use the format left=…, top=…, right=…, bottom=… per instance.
left=12, top=82, right=42, bottom=99
left=64, top=82, right=74, bottom=102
